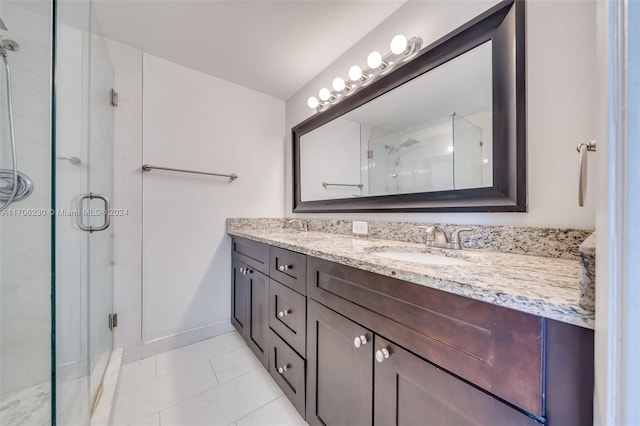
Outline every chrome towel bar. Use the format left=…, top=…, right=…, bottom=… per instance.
left=322, top=182, right=363, bottom=189
left=142, top=164, right=238, bottom=181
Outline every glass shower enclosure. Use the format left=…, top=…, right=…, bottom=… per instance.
left=0, top=0, right=114, bottom=424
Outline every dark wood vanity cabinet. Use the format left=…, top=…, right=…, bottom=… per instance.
left=231, top=258, right=249, bottom=336
left=373, top=336, right=539, bottom=426
left=230, top=257, right=269, bottom=368
left=306, top=300, right=373, bottom=426
left=231, top=236, right=594, bottom=426
left=306, top=298, right=539, bottom=426
left=232, top=237, right=309, bottom=418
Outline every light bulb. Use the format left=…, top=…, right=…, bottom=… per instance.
left=348, top=65, right=362, bottom=81
left=307, top=96, right=319, bottom=109
left=332, top=77, right=346, bottom=92
left=447, top=146, right=454, bottom=153
left=318, top=88, right=331, bottom=101
left=483, top=158, right=489, bottom=164
left=390, top=34, right=408, bottom=55
left=367, top=51, right=383, bottom=69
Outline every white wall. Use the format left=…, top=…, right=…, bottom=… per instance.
left=286, top=0, right=598, bottom=229
left=107, top=40, right=285, bottom=362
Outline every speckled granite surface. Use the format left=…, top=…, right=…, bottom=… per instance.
left=228, top=218, right=592, bottom=260
left=579, top=232, right=596, bottom=310
left=227, top=219, right=595, bottom=329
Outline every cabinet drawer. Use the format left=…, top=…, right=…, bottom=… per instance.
left=232, top=237, right=269, bottom=274
left=374, top=336, right=540, bottom=426
left=270, top=246, right=306, bottom=294
left=269, top=279, right=306, bottom=357
left=269, top=330, right=305, bottom=419
left=307, top=256, right=544, bottom=417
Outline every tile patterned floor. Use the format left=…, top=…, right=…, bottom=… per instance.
left=112, top=331, right=307, bottom=426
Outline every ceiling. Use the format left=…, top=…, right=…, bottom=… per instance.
left=92, top=1, right=406, bottom=100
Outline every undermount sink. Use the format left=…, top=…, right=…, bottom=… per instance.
left=371, top=250, right=472, bottom=266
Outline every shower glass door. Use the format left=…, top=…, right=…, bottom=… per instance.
left=55, top=0, right=114, bottom=423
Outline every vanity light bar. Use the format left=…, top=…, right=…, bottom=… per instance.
left=307, top=34, right=423, bottom=112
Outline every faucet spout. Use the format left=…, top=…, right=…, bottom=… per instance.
left=287, top=219, right=307, bottom=232
left=418, top=225, right=449, bottom=248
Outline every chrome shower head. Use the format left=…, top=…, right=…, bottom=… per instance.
left=0, top=39, right=20, bottom=52
left=0, top=18, right=20, bottom=53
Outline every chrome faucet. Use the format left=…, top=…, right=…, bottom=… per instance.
left=287, top=219, right=307, bottom=232
left=418, top=226, right=473, bottom=250
left=419, top=226, right=449, bottom=248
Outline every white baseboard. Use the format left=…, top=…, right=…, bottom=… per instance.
left=123, top=320, right=234, bottom=363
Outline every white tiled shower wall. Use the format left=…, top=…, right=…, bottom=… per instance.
left=0, top=3, right=52, bottom=395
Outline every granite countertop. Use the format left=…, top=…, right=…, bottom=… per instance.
left=227, top=227, right=595, bottom=329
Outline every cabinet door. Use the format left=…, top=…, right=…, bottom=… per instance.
left=374, top=336, right=540, bottom=426
left=246, top=267, right=269, bottom=368
left=307, top=300, right=373, bottom=426
left=231, top=258, right=250, bottom=336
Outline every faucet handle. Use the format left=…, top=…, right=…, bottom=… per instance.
left=448, top=228, right=473, bottom=250
left=418, top=226, right=436, bottom=247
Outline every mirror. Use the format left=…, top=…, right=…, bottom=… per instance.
left=293, top=0, right=525, bottom=213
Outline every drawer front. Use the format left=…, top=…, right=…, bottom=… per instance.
left=232, top=237, right=269, bottom=274
left=307, top=256, right=544, bottom=417
left=269, top=330, right=305, bottom=419
left=270, top=246, right=306, bottom=294
left=269, top=279, right=306, bottom=357
left=374, top=336, right=540, bottom=426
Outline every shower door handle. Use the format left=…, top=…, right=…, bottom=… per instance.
left=76, top=193, right=111, bottom=233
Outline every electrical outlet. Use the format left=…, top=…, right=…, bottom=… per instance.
left=352, top=221, right=368, bottom=235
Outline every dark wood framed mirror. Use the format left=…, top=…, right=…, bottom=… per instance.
left=292, top=0, right=525, bottom=213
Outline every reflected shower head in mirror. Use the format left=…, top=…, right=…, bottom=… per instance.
left=401, top=139, right=419, bottom=148
left=385, top=139, right=420, bottom=153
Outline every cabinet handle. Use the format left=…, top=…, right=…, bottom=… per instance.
left=376, top=348, right=390, bottom=363
left=278, top=264, right=292, bottom=271
left=278, top=309, right=291, bottom=318
left=353, top=335, right=368, bottom=348
left=277, top=364, right=289, bottom=374
left=239, top=267, right=253, bottom=275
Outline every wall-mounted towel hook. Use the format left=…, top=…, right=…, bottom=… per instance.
left=577, top=141, right=596, bottom=207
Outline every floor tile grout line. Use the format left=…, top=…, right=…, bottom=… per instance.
left=208, top=357, right=221, bottom=385
left=117, top=333, right=262, bottom=425
left=154, top=341, right=247, bottom=378
left=231, top=395, right=285, bottom=424
left=122, top=332, right=244, bottom=382
left=150, top=365, right=269, bottom=419
left=117, top=364, right=222, bottom=425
